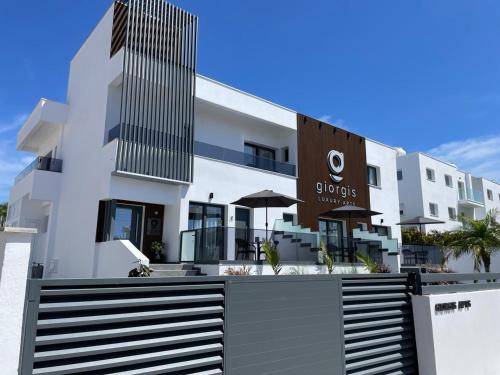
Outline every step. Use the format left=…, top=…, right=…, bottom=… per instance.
left=150, top=263, right=194, bottom=271
left=291, top=238, right=302, bottom=243
left=151, top=270, right=200, bottom=277
left=300, top=243, right=312, bottom=248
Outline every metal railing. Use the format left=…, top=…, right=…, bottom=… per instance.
left=400, top=244, right=445, bottom=266
left=15, top=157, right=63, bottom=184
left=180, top=226, right=383, bottom=264
left=107, top=124, right=296, bottom=177
left=194, top=141, right=296, bottom=176
left=413, top=271, right=500, bottom=295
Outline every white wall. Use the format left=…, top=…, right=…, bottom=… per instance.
left=482, top=178, right=500, bottom=220
left=0, top=228, right=36, bottom=375
left=47, top=5, right=117, bottom=278
left=94, top=240, right=149, bottom=277
left=198, top=263, right=368, bottom=276
left=413, top=289, right=500, bottom=375
left=366, top=140, right=402, bottom=242
left=397, top=153, right=425, bottom=221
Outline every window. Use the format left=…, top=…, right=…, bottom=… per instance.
left=283, top=213, right=294, bottom=223
left=487, top=189, right=493, bottom=201
left=426, top=168, right=435, bottom=182
left=397, top=170, right=403, bottom=181
left=244, top=143, right=276, bottom=171
left=399, top=203, right=405, bottom=216
left=445, top=174, right=453, bottom=188
left=448, top=207, right=457, bottom=221
left=282, top=147, right=289, bottom=163
left=429, top=202, right=439, bottom=217
left=367, top=166, right=380, bottom=187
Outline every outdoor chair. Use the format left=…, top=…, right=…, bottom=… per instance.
left=235, top=238, right=256, bottom=260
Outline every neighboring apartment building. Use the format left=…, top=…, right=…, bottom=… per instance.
left=6, top=0, right=401, bottom=278
left=397, top=151, right=500, bottom=232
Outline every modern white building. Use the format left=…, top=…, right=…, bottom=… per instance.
left=6, top=0, right=402, bottom=278
left=397, top=151, right=500, bottom=232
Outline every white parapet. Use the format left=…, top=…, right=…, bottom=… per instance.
left=412, top=289, right=500, bottom=375
left=94, top=240, right=150, bottom=278
left=0, top=227, right=37, bottom=375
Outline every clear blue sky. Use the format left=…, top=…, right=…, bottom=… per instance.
left=1, top=0, right=500, bottom=201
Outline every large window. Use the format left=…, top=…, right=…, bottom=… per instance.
left=188, top=202, right=225, bottom=262
left=445, top=174, right=453, bottom=188
left=487, top=189, right=493, bottom=201
left=429, top=202, right=439, bottom=217
left=448, top=207, right=457, bottom=221
left=367, top=166, right=380, bottom=187
left=426, top=168, right=435, bottom=182
left=244, top=143, right=276, bottom=171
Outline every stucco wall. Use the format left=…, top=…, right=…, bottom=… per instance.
left=413, top=289, right=500, bottom=375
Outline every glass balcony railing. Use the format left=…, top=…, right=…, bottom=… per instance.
left=180, top=226, right=383, bottom=264
left=459, top=188, right=484, bottom=204
left=194, top=141, right=296, bottom=177
left=15, top=157, right=63, bottom=184
left=107, top=124, right=296, bottom=177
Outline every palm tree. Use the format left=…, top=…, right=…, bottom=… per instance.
left=448, top=210, right=500, bottom=273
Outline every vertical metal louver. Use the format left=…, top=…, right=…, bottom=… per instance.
left=114, top=0, right=197, bottom=182
left=20, top=278, right=224, bottom=375
left=342, top=274, right=419, bottom=375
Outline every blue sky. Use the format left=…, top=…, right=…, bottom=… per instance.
left=1, top=0, right=500, bottom=201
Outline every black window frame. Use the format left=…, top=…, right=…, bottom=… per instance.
left=367, top=165, right=379, bottom=187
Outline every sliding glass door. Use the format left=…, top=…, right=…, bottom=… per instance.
left=188, top=202, right=225, bottom=262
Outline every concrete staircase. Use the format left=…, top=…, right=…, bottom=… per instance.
left=149, top=263, right=203, bottom=277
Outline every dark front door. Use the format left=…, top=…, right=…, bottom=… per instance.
left=112, top=203, right=143, bottom=249
left=188, top=202, right=225, bottom=262
left=319, top=219, right=345, bottom=262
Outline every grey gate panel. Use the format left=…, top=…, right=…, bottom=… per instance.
left=341, top=274, right=418, bottom=375
left=20, top=277, right=224, bottom=375
left=224, top=275, right=344, bottom=375
left=114, top=0, right=198, bottom=182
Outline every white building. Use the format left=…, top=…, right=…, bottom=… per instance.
left=397, top=151, right=500, bottom=232
left=6, top=0, right=401, bottom=278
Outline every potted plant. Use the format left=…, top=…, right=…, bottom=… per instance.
left=151, top=241, right=165, bottom=262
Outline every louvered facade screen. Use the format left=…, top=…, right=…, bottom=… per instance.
left=20, top=278, right=224, bottom=375
left=113, top=0, right=197, bottom=182
left=342, top=274, right=419, bottom=375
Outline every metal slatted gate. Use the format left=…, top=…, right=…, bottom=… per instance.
left=342, top=274, right=418, bottom=375
left=20, top=278, right=225, bottom=375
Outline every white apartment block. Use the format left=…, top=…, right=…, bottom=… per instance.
left=7, top=1, right=402, bottom=278
left=397, top=151, right=500, bottom=232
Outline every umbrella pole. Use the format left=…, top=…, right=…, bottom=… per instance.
left=348, top=213, right=352, bottom=263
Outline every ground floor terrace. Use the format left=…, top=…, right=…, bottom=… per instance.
left=92, top=197, right=400, bottom=276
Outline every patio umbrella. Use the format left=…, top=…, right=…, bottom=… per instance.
left=396, top=216, right=445, bottom=260
left=396, top=216, right=445, bottom=233
left=321, top=205, right=382, bottom=262
left=231, top=189, right=303, bottom=241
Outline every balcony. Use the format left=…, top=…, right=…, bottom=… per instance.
left=458, top=188, right=484, bottom=207
left=17, top=99, right=68, bottom=153
left=11, top=157, right=63, bottom=202
left=194, top=141, right=296, bottom=177
left=107, top=124, right=296, bottom=177
left=15, top=157, right=63, bottom=184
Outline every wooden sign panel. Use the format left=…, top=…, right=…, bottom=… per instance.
left=296, top=114, right=371, bottom=231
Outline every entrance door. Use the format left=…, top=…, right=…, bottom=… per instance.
left=319, top=219, right=344, bottom=261
left=112, top=204, right=143, bottom=249
left=188, top=203, right=225, bottom=262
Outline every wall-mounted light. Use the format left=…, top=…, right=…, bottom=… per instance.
left=380, top=219, right=384, bottom=224
left=333, top=127, right=337, bottom=134
left=303, top=116, right=308, bottom=124
left=319, top=122, right=323, bottom=128
left=209, top=192, right=214, bottom=200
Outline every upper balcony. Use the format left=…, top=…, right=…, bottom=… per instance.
left=11, top=157, right=63, bottom=203
left=458, top=187, right=484, bottom=207
left=17, top=99, right=68, bottom=153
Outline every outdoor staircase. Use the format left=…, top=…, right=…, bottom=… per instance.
left=149, top=263, right=204, bottom=277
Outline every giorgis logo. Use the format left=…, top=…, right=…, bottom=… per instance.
left=327, top=149, right=344, bottom=183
